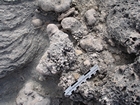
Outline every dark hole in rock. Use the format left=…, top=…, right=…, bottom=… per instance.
left=124, top=14, right=129, bottom=18
left=77, top=86, right=79, bottom=89
left=63, top=30, right=78, bottom=46
left=129, top=73, right=135, bottom=81
left=121, top=86, right=126, bottom=91
left=126, top=53, right=137, bottom=63
left=132, top=42, right=135, bottom=44
left=132, top=37, right=137, bottom=41
left=122, top=8, right=125, bottom=12
left=86, top=78, right=90, bottom=81
left=118, top=69, right=124, bottom=74
left=72, top=91, right=75, bottom=94
left=112, top=10, right=116, bottom=15
left=113, top=53, right=136, bottom=65
left=63, top=51, right=67, bottom=56
left=125, top=1, right=128, bottom=3
left=58, top=1, right=61, bottom=5
left=135, top=44, right=140, bottom=51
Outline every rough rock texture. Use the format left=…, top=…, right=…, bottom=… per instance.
left=106, top=0, right=140, bottom=54
left=0, top=0, right=140, bottom=105
left=37, top=0, right=72, bottom=12
left=58, top=72, right=76, bottom=90
left=133, top=56, right=140, bottom=77
left=16, top=80, right=50, bottom=105
left=58, top=7, right=76, bottom=21
left=61, top=17, right=87, bottom=40
left=0, top=1, right=44, bottom=78
left=36, top=24, right=77, bottom=76
left=59, top=56, right=140, bottom=105
left=80, top=35, right=104, bottom=52
left=58, top=0, right=140, bottom=105
left=84, top=9, right=97, bottom=26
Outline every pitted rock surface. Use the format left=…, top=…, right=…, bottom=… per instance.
left=16, top=81, right=50, bottom=105
left=36, top=24, right=77, bottom=76
left=80, top=35, right=104, bottom=52
left=61, top=17, right=87, bottom=40
left=107, top=0, right=140, bottom=54
left=0, top=0, right=140, bottom=105
left=58, top=0, right=140, bottom=104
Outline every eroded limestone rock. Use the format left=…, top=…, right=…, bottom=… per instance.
left=107, top=1, right=140, bottom=54
left=59, top=60, right=140, bottom=104
left=61, top=17, right=87, bottom=40
left=84, top=9, right=97, bottom=26
left=37, top=0, right=72, bottom=12
left=58, top=72, right=76, bottom=90
left=36, top=24, right=77, bottom=76
left=16, top=81, right=50, bottom=105
left=80, top=35, right=104, bottom=52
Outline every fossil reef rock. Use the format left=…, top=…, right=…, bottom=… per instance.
left=61, top=17, right=87, bottom=40
left=106, top=0, right=140, bottom=54
left=36, top=24, right=77, bottom=76
left=0, top=0, right=140, bottom=105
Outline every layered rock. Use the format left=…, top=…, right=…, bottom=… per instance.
left=0, top=2, right=44, bottom=78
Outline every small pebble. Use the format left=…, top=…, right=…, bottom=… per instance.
left=32, top=18, right=42, bottom=27
left=75, top=49, right=83, bottom=55
left=72, top=72, right=81, bottom=80
left=84, top=60, right=91, bottom=66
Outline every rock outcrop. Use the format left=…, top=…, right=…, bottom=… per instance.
left=58, top=0, right=140, bottom=104
left=0, top=0, right=140, bottom=105
left=0, top=1, right=45, bottom=78
left=36, top=24, right=77, bottom=76
left=106, top=0, right=140, bottom=54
